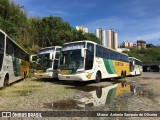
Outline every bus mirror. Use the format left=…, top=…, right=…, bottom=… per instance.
left=81, top=48, right=86, bottom=58
left=30, top=55, right=38, bottom=63
left=37, top=59, right=41, bottom=64
left=50, top=53, right=55, bottom=60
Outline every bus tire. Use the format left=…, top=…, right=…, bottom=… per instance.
left=96, top=87, right=102, bottom=98
left=121, top=71, right=124, bottom=78
left=95, top=71, right=101, bottom=83
left=124, top=71, right=126, bottom=78
left=24, top=71, right=27, bottom=80
left=3, top=74, right=9, bottom=87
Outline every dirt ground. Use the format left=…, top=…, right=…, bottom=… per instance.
left=0, top=72, right=160, bottom=120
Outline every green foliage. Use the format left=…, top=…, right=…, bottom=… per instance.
left=123, top=47, right=160, bottom=63
left=0, top=1, right=100, bottom=54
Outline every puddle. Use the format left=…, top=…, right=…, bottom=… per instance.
left=140, top=77, right=152, bottom=80
left=43, top=99, right=78, bottom=110
left=43, top=81, right=142, bottom=110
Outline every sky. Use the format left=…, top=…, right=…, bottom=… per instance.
left=12, top=0, right=160, bottom=45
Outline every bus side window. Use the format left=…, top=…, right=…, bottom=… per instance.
left=55, top=52, right=59, bottom=59
left=6, top=37, right=14, bottom=55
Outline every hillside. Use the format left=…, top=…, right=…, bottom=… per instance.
left=123, top=47, right=160, bottom=63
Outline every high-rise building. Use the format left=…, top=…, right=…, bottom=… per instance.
left=95, top=28, right=103, bottom=44
left=122, top=41, right=133, bottom=48
left=101, top=29, right=118, bottom=49
left=76, top=25, right=88, bottom=33
left=137, top=40, right=146, bottom=49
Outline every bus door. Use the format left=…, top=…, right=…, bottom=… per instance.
left=85, top=43, right=94, bottom=70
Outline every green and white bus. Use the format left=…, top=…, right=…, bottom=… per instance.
left=58, top=40, right=129, bottom=82
left=0, top=29, right=29, bottom=87
left=30, top=46, right=61, bottom=78
left=129, top=57, right=142, bottom=76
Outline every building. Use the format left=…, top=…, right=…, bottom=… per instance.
left=95, top=28, right=103, bottom=44
left=137, top=40, right=146, bottom=49
left=76, top=25, right=88, bottom=33
left=122, top=41, right=133, bottom=48
left=102, top=29, right=118, bottom=49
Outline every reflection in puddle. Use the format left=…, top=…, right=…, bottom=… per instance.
left=43, top=80, right=142, bottom=110
left=76, top=81, right=141, bottom=108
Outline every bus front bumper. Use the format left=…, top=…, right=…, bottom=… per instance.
left=58, top=73, right=93, bottom=81
left=34, top=72, right=57, bottom=78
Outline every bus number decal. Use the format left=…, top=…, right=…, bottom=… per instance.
left=115, top=62, right=124, bottom=66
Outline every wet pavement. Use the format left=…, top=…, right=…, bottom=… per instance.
left=43, top=80, right=143, bottom=111
left=0, top=72, right=160, bottom=120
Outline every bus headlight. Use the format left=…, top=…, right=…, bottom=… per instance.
left=76, top=70, right=84, bottom=74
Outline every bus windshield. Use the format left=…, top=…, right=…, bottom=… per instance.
left=33, top=53, right=52, bottom=70
left=59, top=49, right=84, bottom=70
left=34, top=59, right=52, bottom=70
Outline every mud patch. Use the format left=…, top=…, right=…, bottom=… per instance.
left=43, top=99, right=78, bottom=110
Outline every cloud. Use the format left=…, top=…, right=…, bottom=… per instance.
left=85, top=16, right=160, bottom=45
left=85, top=17, right=124, bottom=33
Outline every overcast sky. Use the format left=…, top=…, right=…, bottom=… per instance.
left=12, top=0, right=160, bottom=45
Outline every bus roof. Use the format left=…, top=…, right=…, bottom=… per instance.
left=129, top=57, right=142, bottom=62
left=41, top=46, right=61, bottom=50
left=0, top=29, right=29, bottom=54
left=63, top=40, right=128, bottom=56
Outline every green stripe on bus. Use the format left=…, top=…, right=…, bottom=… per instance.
left=68, top=70, right=76, bottom=74
left=103, top=59, right=116, bottom=74
left=13, top=57, right=20, bottom=76
left=105, top=87, right=117, bottom=104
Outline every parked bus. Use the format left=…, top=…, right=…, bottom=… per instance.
left=30, top=46, right=61, bottom=78
left=0, top=29, right=29, bottom=87
left=58, top=40, right=129, bottom=82
left=129, top=57, right=142, bottom=76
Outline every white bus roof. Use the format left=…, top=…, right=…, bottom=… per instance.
left=129, top=57, right=142, bottom=62
left=63, top=40, right=128, bottom=56
left=41, top=46, right=61, bottom=50
left=63, top=40, right=96, bottom=45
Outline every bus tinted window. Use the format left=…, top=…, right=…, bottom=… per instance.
left=96, top=45, right=128, bottom=62
left=6, top=37, right=29, bottom=61
left=0, top=32, right=4, bottom=53
left=96, top=45, right=103, bottom=57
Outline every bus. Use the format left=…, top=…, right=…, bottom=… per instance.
left=30, top=46, right=61, bottom=78
left=58, top=40, right=129, bottom=82
left=0, top=29, right=29, bottom=87
left=129, top=57, right=142, bottom=76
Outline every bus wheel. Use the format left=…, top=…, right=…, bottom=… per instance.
left=96, top=87, right=102, bottom=98
left=124, top=71, right=126, bottom=78
left=95, top=71, right=101, bottom=83
left=3, top=75, right=9, bottom=87
left=121, top=71, right=124, bottom=78
left=24, top=72, right=27, bottom=80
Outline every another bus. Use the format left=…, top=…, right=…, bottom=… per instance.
left=129, top=57, right=142, bottom=76
left=30, top=46, right=61, bottom=78
left=58, top=40, right=129, bottom=82
left=0, top=29, right=29, bottom=87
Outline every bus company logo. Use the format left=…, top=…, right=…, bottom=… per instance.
left=96, top=60, right=102, bottom=64
left=115, top=62, right=124, bottom=66
left=2, top=112, right=11, bottom=117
